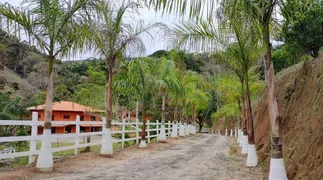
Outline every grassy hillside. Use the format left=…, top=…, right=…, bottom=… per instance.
left=0, top=67, right=37, bottom=98
left=253, top=53, right=323, bottom=179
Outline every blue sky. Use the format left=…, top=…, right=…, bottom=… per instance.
left=0, top=0, right=182, bottom=60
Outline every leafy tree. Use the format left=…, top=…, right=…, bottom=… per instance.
left=149, top=50, right=169, bottom=58
left=114, top=58, right=157, bottom=144
left=154, top=58, right=179, bottom=141
left=282, top=1, right=323, bottom=58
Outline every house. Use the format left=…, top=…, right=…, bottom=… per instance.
left=119, top=111, right=152, bottom=122
left=27, top=101, right=104, bottom=135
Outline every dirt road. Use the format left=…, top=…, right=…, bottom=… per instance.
left=0, top=134, right=264, bottom=180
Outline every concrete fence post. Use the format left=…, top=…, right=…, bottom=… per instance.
left=136, top=117, right=139, bottom=144
left=122, top=118, right=125, bottom=149
left=74, top=115, right=80, bottom=155
left=147, top=120, right=150, bottom=143
left=136, top=101, right=139, bottom=144
left=156, top=120, right=159, bottom=142
left=29, top=112, right=38, bottom=164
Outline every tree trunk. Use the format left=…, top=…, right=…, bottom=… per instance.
left=245, top=74, right=255, bottom=144
left=173, top=103, right=178, bottom=123
left=106, top=58, right=114, bottom=129
left=192, top=104, right=195, bottom=128
left=198, top=124, right=202, bottom=133
left=242, top=94, right=248, bottom=137
left=263, top=24, right=283, bottom=159
left=141, top=104, right=147, bottom=141
left=44, top=56, right=54, bottom=130
left=237, top=98, right=242, bottom=130
left=192, top=104, right=195, bottom=124
left=161, top=88, right=166, bottom=125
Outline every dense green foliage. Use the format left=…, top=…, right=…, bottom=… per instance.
left=282, top=0, right=323, bottom=58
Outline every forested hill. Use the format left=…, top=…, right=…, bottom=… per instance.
left=0, top=29, right=223, bottom=122
left=0, top=30, right=45, bottom=97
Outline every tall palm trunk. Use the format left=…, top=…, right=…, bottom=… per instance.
left=173, top=102, right=178, bottom=122
left=242, top=96, right=248, bottom=136
left=37, top=55, right=54, bottom=171
left=240, top=83, right=248, bottom=137
left=44, top=56, right=54, bottom=130
left=245, top=75, right=255, bottom=144
left=192, top=104, right=195, bottom=124
left=263, top=24, right=283, bottom=160
left=186, top=105, right=190, bottom=125
left=161, top=88, right=166, bottom=125
left=141, top=104, right=147, bottom=141
left=237, top=98, right=242, bottom=131
left=106, top=58, right=114, bottom=129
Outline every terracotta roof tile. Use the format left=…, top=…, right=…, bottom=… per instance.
left=27, top=101, right=104, bottom=113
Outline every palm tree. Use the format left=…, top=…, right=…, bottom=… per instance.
left=170, top=70, right=200, bottom=136
left=148, top=1, right=286, bottom=177
left=219, top=0, right=287, bottom=178
left=88, top=0, right=164, bottom=155
left=154, top=57, right=179, bottom=142
left=169, top=8, right=261, bottom=165
left=114, top=58, right=157, bottom=148
left=0, top=0, right=92, bottom=171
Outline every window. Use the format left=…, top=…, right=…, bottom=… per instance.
left=52, top=115, right=55, bottom=121
left=90, top=116, right=95, bottom=121
left=51, top=127, right=56, bottom=134
left=65, top=126, right=72, bottom=133
left=80, top=126, right=86, bottom=132
left=63, top=115, right=70, bottom=119
left=80, top=116, right=84, bottom=121
left=38, top=114, right=41, bottom=119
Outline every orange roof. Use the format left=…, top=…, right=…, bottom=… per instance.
left=27, top=101, right=104, bottom=113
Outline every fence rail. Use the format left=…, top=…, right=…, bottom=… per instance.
left=0, top=112, right=178, bottom=162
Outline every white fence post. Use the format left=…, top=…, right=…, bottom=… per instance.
left=136, top=117, right=139, bottom=144
left=28, top=112, right=38, bottom=164
left=147, top=120, right=150, bottom=143
left=122, top=118, right=125, bottom=149
left=75, top=115, right=80, bottom=155
left=135, top=101, right=139, bottom=144
left=168, top=121, right=171, bottom=136
left=156, top=120, right=159, bottom=142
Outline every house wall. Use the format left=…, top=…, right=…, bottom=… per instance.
left=55, top=127, right=65, bottom=134
left=29, top=110, right=101, bottom=122
left=71, top=126, right=76, bottom=133
left=29, top=110, right=102, bottom=135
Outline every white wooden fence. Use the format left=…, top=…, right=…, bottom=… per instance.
left=0, top=112, right=175, bottom=163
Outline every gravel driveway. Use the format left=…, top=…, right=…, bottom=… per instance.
left=0, top=134, right=264, bottom=180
